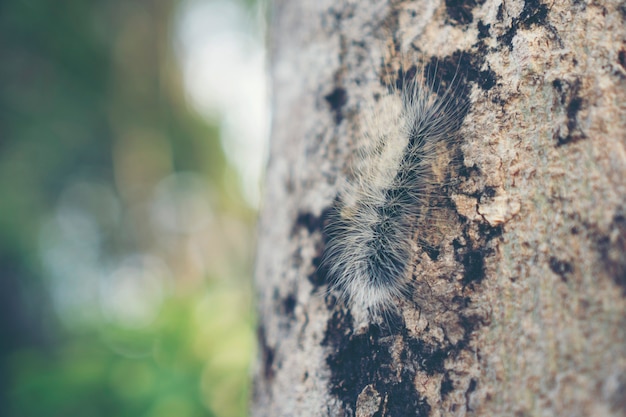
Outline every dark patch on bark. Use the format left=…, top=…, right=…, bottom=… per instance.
left=596, top=210, right=626, bottom=295
left=424, top=246, right=441, bottom=261
left=282, top=292, right=297, bottom=318
left=323, top=312, right=433, bottom=417
left=441, top=51, right=496, bottom=92
left=564, top=95, right=584, bottom=142
left=477, top=20, right=490, bottom=39
left=309, top=241, right=329, bottom=288
left=496, top=3, right=504, bottom=20
left=404, top=336, right=449, bottom=374
left=460, top=250, right=486, bottom=285
left=450, top=151, right=502, bottom=290
left=548, top=256, right=573, bottom=281
left=618, top=48, right=626, bottom=74
left=498, top=0, right=551, bottom=50
left=385, top=370, right=432, bottom=416
left=292, top=211, right=325, bottom=236
left=258, top=325, right=276, bottom=382
left=293, top=207, right=332, bottom=290
left=323, top=295, right=487, bottom=415
left=460, top=312, right=486, bottom=339
left=457, top=163, right=481, bottom=181
left=476, top=66, right=497, bottom=91
left=445, top=0, right=483, bottom=25
left=465, top=379, right=477, bottom=410
left=478, top=222, right=504, bottom=241
left=552, top=78, right=567, bottom=104
left=309, top=253, right=328, bottom=288
left=467, top=379, right=477, bottom=392
left=452, top=295, right=472, bottom=309
left=452, top=205, right=501, bottom=286
left=308, top=207, right=335, bottom=289
left=402, top=50, right=496, bottom=114
left=323, top=303, right=355, bottom=343
left=429, top=52, right=473, bottom=98
left=440, top=373, right=455, bottom=398
left=482, top=186, right=497, bottom=198
left=518, top=0, right=550, bottom=29
left=472, top=20, right=492, bottom=70
left=325, top=87, right=348, bottom=125
left=552, top=78, right=586, bottom=146
left=322, top=301, right=488, bottom=414
left=390, top=52, right=468, bottom=108
left=272, top=288, right=298, bottom=329
left=392, top=50, right=493, bottom=115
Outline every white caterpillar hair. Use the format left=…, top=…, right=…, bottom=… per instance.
left=322, top=53, right=467, bottom=319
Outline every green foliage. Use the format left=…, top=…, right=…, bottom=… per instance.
left=0, top=0, right=257, bottom=416
left=9, top=292, right=253, bottom=417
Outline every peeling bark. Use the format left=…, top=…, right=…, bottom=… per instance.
left=253, top=0, right=626, bottom=416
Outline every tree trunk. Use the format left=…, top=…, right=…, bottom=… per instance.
left=253, top=0, right=626, bottom=416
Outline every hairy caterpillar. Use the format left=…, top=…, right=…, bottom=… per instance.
left=322, top=53, right=468, bottom=318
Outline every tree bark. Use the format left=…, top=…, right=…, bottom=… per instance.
left=253, top=0, right=626, bottom=416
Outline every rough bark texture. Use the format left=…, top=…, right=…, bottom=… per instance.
left=253, top=0, right=626, bottom=416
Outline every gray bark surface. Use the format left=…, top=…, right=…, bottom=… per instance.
left=253, top=0, right=626, bottom=416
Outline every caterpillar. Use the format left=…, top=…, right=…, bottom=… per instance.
left=322, top=52, right=468, bottom=319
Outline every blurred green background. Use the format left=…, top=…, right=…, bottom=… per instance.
left=0, top=0, right=266, bottom=416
